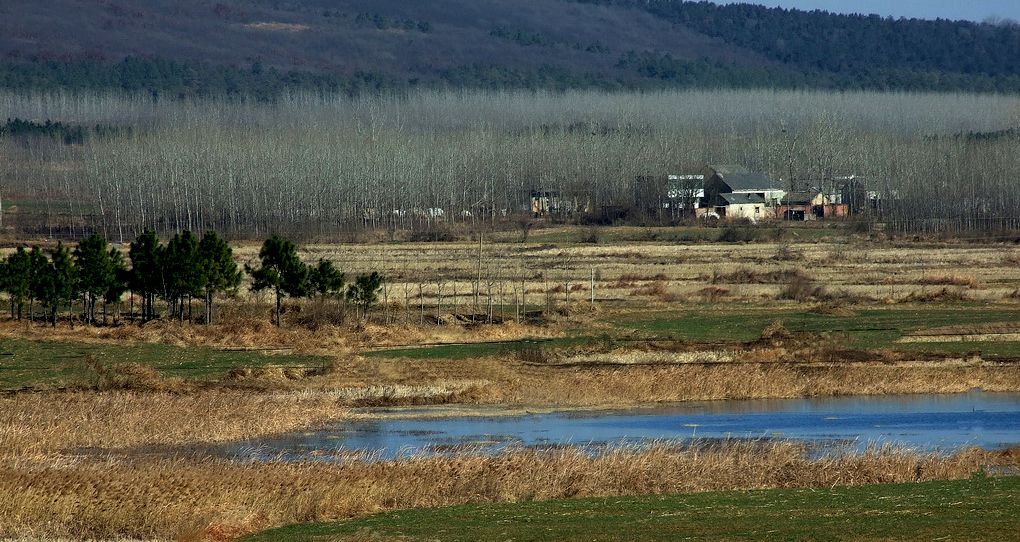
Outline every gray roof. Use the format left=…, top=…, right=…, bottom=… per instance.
left=720, top=193, right=766, bottom=205
left=711, top=165, right=751, bottom=175
left=783, top=191, right=822, bottom=205
left=710, top=165, right=779, bottom=191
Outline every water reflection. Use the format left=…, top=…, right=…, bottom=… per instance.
left=229, top=390, right=1020, bottom=461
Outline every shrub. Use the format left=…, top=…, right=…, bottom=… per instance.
left=902, top=288, right=970, bottom=303
left=773, top=244, right=804, bottom=261
left=696, top=286, right=730, bottom=301
left=777, top=274, right=828, bottom=301
left=718, top=226, right=756, bottom=243
left=410, top=225, right=460, bottom=242
left=849, top=215, right=875, bottom=234
left=517, top=345, right=551, bottom=364
left=579, top=226, right=602, bottom=244
left=83, top=356, right=174, bottom=391
left=712, top=267, right=810, bottom=284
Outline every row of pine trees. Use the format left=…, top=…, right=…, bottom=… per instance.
left=0, top=231, right=383, bottom=327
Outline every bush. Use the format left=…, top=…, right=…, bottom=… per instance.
left=83, top=356, right=174, bottom=391
left=579, top=226, right=602, bottom=244
left=410, top=225, right=460, bottom=242
left=717, top=226, right=759, bottom=243
left=777, top=274, right=828, bottom=301
left=849, top=215, right=875, bottom=234
left=517, top=345, right=551, bottom=364
left=712, top=267, right=810, bottom=284
left=773, top=243, right=804, bottom=261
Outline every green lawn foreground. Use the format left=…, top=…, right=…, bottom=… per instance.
left=245, top=476, right=1020, bottom=542
left=0, top=337, right=330, bottom=389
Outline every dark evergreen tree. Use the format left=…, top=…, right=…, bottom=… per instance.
left=246, top=236, right=309, bottom=327
left=44, top=242, right=78, bottom=326
left=308, top=259, right=346, bottom=301
left=347, top=272, right=384, bottom=319
left=4, top=247, right=32, bottom=320
left=27, top=246, right=48, bottom=322
left=104, top=248, right=129, bottom=325
left=163, top=230, right=203, bottom=321
left=197, top=231, right=242, bottom=325
left=74, top=233, right=115, bottom=324
left=129, top=229, right=161, bottom=321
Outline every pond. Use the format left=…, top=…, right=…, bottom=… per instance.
left=230, top=390, right=1020, bottom=461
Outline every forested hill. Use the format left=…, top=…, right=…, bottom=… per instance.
left=3, top=0, right=1020, bottom=97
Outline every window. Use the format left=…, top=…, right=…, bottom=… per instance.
left=754, top=207, right=760, bottom=214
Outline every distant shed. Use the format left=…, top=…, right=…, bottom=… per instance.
left=777, top=191, right=848, bottom=220
left=714, top=193, right=768, bottom=221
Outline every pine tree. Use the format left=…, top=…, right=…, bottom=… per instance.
left=27, top=246, right=48, bottom=322
left=74, top=234, right=116, bottom=324
left=31, top=254, right=57, bottom=327
left=163, top=230, right=203, bottom=321
left=308, top=258, right=346, bottom=301
left=347, top=271, right=384, bottom=320
left=246, top=236, right=309, bottom=327
left=105, top=248, right=129, bottom=325
left=45, top=242, right=78, bottom=326
left=129, top=229, right=161, bottom=321
left=5, top=247, right=32, bottom=320
left=198, top=231, right=242, bottom=325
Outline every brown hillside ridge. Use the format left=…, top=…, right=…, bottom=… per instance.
left=0, top=0, right=770, bottom=79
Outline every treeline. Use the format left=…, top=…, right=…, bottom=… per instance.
left=349, top=12, right=433, bottom=33
left=0, top=232, right=383, bottom=328
left=4, top=89, right=1019, bottom=238
left=646, top=1, right=1020, bottom=78
left=1, top=118, right=128, bottom=146
left=8, top=1, right=1020, bottom=96
left=579, top=0, right=1020, bottom=93
left=7, top=48, right=1020, bottom=99
left=0, top=58, right=396, bottom=101
left=489, top=26, right=609, bottom=53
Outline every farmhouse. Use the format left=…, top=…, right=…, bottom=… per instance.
left=703, top=165, right=785, bottom=206
left=530, top=189, right=586, bottom=217
left=628, top=174, right=706, bottom=220
left=666, top=174, right=705, bottom=211
left=777, top=190, right=849, bottom=220
left=711, top=193, right=769, bottom=221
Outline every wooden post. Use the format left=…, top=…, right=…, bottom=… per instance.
left=418, top=282, right=425, bottom=326
left=514, top=279, right=520, bottom=324
left=475, top=230, right=483, bottom=317
left=383, top=279, right=390, bottom=325
left=590, top=267, right=595, bottom=305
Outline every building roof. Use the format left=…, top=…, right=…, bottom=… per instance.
left=709, top=165, right=779, bottom=191
left=720, top=193, right=766, bottom=205
left=782, top=191, right=823, bottom=205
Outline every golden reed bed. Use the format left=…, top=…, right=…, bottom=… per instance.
left=2, top=442, right=1015, bottom=541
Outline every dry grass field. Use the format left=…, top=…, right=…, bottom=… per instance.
left=2, top=440, right=1016, bottom=540
left=3, top=226, right=1020, bottom=540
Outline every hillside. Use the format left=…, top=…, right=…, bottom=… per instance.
left=2, top=0, right=1020, bottom=96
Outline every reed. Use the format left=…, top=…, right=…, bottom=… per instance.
left=0, top=442, right=1011, bottom=540
left=0, top=391, right=348, bottom=455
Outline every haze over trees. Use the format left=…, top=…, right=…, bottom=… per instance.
left=2, top=2, right=1020, bottom=238
left=2, top=88, right=1020, bottom=237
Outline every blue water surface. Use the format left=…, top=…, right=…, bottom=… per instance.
left=232, top=390, right=1020, bottom=461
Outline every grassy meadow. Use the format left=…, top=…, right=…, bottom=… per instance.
left=3, top=225, right=1020, bottom=539
left=246, top=476, right=1020, bottom=542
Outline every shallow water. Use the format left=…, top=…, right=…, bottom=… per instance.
left=230, top=390, right=1020, bottom=461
